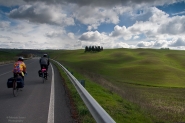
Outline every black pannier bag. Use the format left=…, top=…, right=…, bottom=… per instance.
left=7, top=77, right=24, bottom=88
left=38, top=70, right=42, bottom=77
left=7, top=77, right=14, bottom=88
left=38, top=70, right=47, bottom=77
left=44, top=71, right=47, bottom=78
left=16, top=76, right=24, bottom=88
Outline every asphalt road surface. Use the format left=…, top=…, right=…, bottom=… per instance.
left=0, top=58, right=75, bottom=123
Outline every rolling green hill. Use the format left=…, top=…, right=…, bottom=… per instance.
left=0, top=49, right=41, bottom=62
left=49, top=48, right=185, bottom=87
left=0, top=49, right=21, bottom=62
left=48, top=48, right=185, bottom=123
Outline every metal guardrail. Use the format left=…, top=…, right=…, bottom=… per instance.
left=52, top=59, right=116, bottom=123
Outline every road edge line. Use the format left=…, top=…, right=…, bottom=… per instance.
left=47, top=64, right=55, bottom=123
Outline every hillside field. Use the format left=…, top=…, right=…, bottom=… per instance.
left=48, top=48, right=185, bottom=123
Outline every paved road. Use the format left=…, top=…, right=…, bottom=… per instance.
left=0, top=58, right=75, bottom=123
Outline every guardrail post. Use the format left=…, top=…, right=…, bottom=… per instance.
left=71, top=72, right=73, bottom=75
left=78, top=80, right=85, bottom=87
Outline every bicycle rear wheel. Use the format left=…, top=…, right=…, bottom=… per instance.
left=42, top=73, right=45, bottom=83
left=43, top=77, right=45, bottom=83
left=13, top=80, right=19, bottom=97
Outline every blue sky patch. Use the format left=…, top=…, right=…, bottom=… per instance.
left=0, top=5, right=18, bottom=13
left=157, top=1, right=185, bottom=16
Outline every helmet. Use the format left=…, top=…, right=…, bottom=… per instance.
left=43, top=54, right=47, bottom=57
left=18, top=57, right=24, bottom=61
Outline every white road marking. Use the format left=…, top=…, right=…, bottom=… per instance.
left=47, top=64, right=55, bottom=123
left=0, top=63, right=13, bottom=66
left=0, top=71, right=12, bottom=76
left=0, top=60, right=36, bottom=76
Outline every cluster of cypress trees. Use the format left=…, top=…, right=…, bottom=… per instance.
left=85, top=46, right=103, bottom=52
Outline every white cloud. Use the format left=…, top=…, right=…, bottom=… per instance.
left=79, top=30, right=133, bottom=49
left=172, top=10, right=185, bottom=16
left=0, top=0, right=185, bottom=49
left=111, top=42, right=130, bottom=48
left=0, top=21, right=10, bottom=28
left=136, top=38, right=185, bottom=49
left=22, top=0, right=182, bottom=8
left=169, top=38, right=185, bottom=47
left=158, top=16, right=185, bottom=35
left=110, top=6, right=185, bottom=45
left=148, top=7, right=169, bottom=23
left=110, top=25, right=133, bottom=40
left=8, top=2, right=74, bottom=26
left=109, top=7, right=167, bottom=41
left=45, top=30, right=65, bottom=38
left=133, top=35, right=140, bottom=39
left=0, top=20, right=77, bottom=49
left=67, top=32, right=75, bottom=39
left=73, top=6, right=119, bottom=30
left=0, top=35, right=12, bottom=40
left=0, top=0, right=25, bottom=6
left=137, top=41, right=154, bottom=47
left=110, top=25, right=127, bottom=37
left=153, top=40, right=168, bottom=47
left=79, top=31, right=105, bottom=41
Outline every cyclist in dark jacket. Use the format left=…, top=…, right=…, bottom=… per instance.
left=39, top=54, right=50, bottom=71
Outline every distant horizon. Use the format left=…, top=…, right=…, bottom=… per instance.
left=0, top=47, right=180, bottom=51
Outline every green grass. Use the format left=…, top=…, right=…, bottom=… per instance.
left=48, top=48, right=185, bottom=123
left=53, top=62, right=152, bottom=123
left=0, top=49, right=21, bottom=62
left=48, top=48, right=185, bottom=87
left=0, top=49, right=37, bottom=62
left=53, top=63, right=95, bottom=123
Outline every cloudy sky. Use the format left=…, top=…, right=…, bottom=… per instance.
left=0, top=0, right=185, bottom=49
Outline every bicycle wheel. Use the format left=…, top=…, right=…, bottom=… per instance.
left=13, top=80, right=19, bottom=97
left=43, top=77, right=45, bottom=83
left=42, top=73, right=45, bottom=83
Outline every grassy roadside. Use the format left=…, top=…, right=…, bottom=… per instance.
left=52, top=62, right=95, bottom=123
left=0, top=49, right=38, bottom=64
left=52, top=61, right=152, bottom=123
left=0, top=49, right=20, bottom=63
left=48, top=48, right=185, bottom=123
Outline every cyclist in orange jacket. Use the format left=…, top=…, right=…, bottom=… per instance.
left=13, top=57, right=27, bottom=80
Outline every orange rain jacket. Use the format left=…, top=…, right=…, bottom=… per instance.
left=13, top=61, right=26, bottom=76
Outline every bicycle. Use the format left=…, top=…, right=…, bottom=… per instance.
left=41, top=68, right=47, bottom=83
left=12, top=73, right=24, bottom=97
